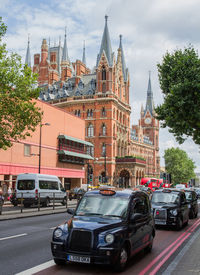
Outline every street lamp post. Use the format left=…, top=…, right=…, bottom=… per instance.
left=104, top=144, right=106, bottom=183
left=38, top=123, right=50, bottom=174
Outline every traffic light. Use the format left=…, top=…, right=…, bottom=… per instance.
left=89, top=174, right=93, bottom=183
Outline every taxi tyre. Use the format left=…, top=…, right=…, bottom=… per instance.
left=189, top=210, right=195, bottom=219
left=176, top=217, right=183, bottom=230
left=54, top=258, right=66, bottom=266
left=114, top=245, right=129, bottom=272
left=145, top=234, right=154, bottom=253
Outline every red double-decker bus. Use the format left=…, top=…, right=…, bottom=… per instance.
left=140, top=177, right=171, bottom=191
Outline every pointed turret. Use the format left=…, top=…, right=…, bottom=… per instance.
left=25, top=35, right=31, bottom=67
left=82, top=40, right=86, bottom=65
left=145, top=72, right=154, bottom=116
left=48, top=38, right=51, bottom=61
left=62, top=27, right=70, bottom=62
left=119, top=34, right=127, bottom=81
left=97, top=15, right=113, bottom=66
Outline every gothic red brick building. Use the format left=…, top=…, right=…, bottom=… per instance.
left=26, top=16, right=160, bottom=187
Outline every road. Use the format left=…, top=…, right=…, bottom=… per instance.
left=0, top=212, right=200, bottom=275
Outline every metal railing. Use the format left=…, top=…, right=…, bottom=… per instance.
left=0, top=192, right=78, bottom=216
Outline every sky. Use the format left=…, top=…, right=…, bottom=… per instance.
left=1, top=0, right=200, bottom=172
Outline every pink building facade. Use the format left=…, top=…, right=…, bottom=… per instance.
left=0, top=100, right=93, bottom=193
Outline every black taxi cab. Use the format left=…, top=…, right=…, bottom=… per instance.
left=184, top=189, right=198, bottom=219
left=51, top=188, right=155, bottom=272
left=151, top=189, right=189, bottom=230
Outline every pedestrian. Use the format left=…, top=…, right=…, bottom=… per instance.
left=0, top=188, right=4, bottom=205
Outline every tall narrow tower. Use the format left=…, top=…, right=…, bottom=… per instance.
left=25, top=35, right=31, bottom=68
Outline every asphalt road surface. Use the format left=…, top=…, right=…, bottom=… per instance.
left=1, top=212, right=200, bottom=275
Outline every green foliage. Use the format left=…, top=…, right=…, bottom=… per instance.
left=156, top=45, right=200, bottom=144
left=116, top=155, right=146, bottom=161
left=164, top=147, right=196, bottom=185
left=0, top=17, right=42, bottom=149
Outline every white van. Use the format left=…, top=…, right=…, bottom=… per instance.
left=16, top=173, right=67, bottom=207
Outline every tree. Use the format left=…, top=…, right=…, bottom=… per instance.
left=156, top=46, right=200, bottom=145
left=0, top=17, right=42, bottom=149
left=164, top=147, right=196, bottom=185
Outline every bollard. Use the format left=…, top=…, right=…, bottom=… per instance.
left=53, top=193, right=55, bottom=210
left=38, top=193, right=40, bottom=211
left=66, top=194, right=68, bottom=209
left=0, top=199, right=2, bottom=215
left=21, top=193, right=23, bottom=213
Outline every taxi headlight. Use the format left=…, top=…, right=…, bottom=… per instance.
left=170, top=209, right=178, bottom=216
left=54, top=228, right=63, bottom=238
left=105, top=233, right=114, bottom=244
left=188, top=204, right=191, bottom=209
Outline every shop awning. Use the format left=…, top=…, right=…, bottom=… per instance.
left=58, top=150, right=94, bottom=160
left=58, top=135, right=94, bottom=147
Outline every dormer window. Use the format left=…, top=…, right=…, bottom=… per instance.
left=78, top=80, right=84, bottom=89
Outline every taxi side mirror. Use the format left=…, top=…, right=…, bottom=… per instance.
left=130, top=213, right=143, bottom=223
left=67, top=208, right=75, bottom=215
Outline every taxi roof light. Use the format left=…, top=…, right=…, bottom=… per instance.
left=99, top=189, right=116, bottom=196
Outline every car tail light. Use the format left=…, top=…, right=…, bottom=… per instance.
left=35, top=189, right=38, bottom=198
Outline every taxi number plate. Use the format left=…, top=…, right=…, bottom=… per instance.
left=155, top=220, right=166, bottom=225
left=67, top=255, right=90, bottom=263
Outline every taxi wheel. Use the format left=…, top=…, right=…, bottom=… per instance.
left=114, top=245, right=129, bottom=272
left=176, top=217, right=183, bottom=230
left=145, top=239, right=153, bottom=253
left=54, top=258, right=66, bottom=265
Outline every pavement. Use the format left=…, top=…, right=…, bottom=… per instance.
left=0, top=200, right=77, bottom=221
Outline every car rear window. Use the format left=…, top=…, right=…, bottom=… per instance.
left=17, top=180, right=35, bottom=190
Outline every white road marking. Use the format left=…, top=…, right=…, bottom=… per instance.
left=15, top=260, right=55, bottom=275
left=0, top=233, right=27, bottom=241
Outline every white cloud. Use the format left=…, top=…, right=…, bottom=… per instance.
left=1, top=0, right=200, bottom=172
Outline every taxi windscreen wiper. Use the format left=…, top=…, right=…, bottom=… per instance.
left=103, top=214, right=122, bottom=218
left=85, top=213, right=102, bottom=216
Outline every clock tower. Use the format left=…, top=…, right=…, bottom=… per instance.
left=140, top=73, right=160, bottom=176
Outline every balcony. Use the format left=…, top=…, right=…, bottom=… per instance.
left=116, top=156, right=146, bottom=165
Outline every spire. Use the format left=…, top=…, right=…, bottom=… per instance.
left=145, top=71, right=154, bottom=116
left=119, top=34, right=127, bottom=81
left=62, top=27, right=70, bottom=62
left=48, top=37, right=50, bottom=61
left=82, top=40, right=86, bottom=65
left=25, top=34, right=31, bottom=67
left=97, top=15, right=113, bottom=66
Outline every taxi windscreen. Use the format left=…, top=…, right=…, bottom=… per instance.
left=152, top=192, right=180, bottom=204
left=76, top=195, right=129, bottom=218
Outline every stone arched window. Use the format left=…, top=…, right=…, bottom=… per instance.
left=102, top=82, right=106, bottom=93
left=87, top=109, right=93, bottom=118
left=113, top=124, right=115, bottom=136
left=102, top=66, right=106, bottom=80
left=102, top=107, right=106, bottom=117
left=88, top=124, right=94, bottom=137
left=102, top=124, right=106, bottom=136
left=102, top=143, right=106, bottom=156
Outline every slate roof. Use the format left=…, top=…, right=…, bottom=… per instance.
left=39, top=73, right=96, bottom=101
